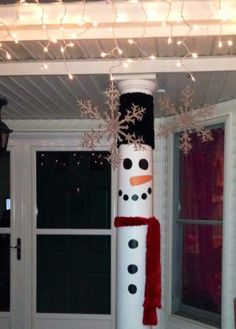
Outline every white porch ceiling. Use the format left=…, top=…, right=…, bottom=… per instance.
left=1, top=71, right=236, bottom=120
left=0, top=0, right=236, bottom=120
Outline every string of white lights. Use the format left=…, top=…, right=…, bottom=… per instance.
left=0, top=0, right=234, bottom=82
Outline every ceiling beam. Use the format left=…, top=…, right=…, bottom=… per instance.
left=2, top=24, right=236, bottom=41
left=1, top=57, right=236, bottom=76
left=1, top=0, right=236, bottom=41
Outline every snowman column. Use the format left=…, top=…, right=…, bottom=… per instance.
left=115, top=79, right=161, bottom=329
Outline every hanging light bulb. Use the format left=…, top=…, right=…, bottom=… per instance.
left=41, top=63, right=48, bottom=70
left=149, top=55, right=156, bottom=60
left=191, top=52, right=198, bottom=58
left=6, top=52, right=11, bottom=60
left=218, top=40, right=223, bottom=48
left=68, top=73, right=73, bottom=80
left=176, top=61, right=182, bottom=67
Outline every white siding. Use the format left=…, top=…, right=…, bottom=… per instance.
left=222, top=108, right=236, bottom=329
left=153, top=119, right=167, bottom=329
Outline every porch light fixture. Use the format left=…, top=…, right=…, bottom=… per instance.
left=0, top=98, right=12, bottom=156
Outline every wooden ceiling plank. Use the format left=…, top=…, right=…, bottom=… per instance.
left=40, top=75, right=78, bottom=116
left=0, top=77, right=46, bottom=119
left=74, top=76, right=94, bottom=100
left=7, top=76, right=56, bottom=117
left=57, top=76, right=82, bottom=109
left=21, top=42, right=43, bottom=60
left=25, top=76, right=74, bottom=118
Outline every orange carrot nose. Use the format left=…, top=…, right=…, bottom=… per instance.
left=130, top=175, right=152, bottom=186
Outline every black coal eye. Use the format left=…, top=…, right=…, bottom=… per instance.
left=123, top=158, right=132, bottom=169
left=139, top=159, right=148, bottom=170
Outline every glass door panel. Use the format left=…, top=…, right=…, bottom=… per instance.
left=36, top=151, right=111, bottom=229
left=0, top=234, right=10, bottom=312
left=0, top=152, right=10, bottom=229
left=36, top=151, right=112, bottom=327
left=37, top=235, right=110, bottom=314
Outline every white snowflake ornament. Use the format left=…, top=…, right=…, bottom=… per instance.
left=157, top=85, right=214, bottom=155
left=78, top=81, right=146, bottom=169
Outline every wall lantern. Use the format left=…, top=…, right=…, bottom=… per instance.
left=0, top=98, right=12, bottom=156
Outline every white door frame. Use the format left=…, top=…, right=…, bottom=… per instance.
left=8, top=130, right=117, bottom=329
left=0, top=140, right=26, bottom=329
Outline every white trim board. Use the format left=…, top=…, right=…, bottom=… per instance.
left=2, top=57, right=236, bottom=76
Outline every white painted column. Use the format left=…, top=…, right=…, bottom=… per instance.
left=116, top=79, right=156, bottom=329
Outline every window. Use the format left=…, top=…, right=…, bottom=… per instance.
left=172, top=125, right=224, bottom=327
left=36, top=151, right=111, bottom=315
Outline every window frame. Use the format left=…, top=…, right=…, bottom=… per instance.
left=160, top=112, right=233, bottom=329
left=172, top=124, right=224, bottom=328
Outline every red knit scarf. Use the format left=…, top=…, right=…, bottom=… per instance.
left=114, top=216, right=161, bottom=325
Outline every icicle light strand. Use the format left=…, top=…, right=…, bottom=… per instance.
left=0, top=0, right=234, bottom=81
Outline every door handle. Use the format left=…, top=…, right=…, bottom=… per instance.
left=10, top=238, right=21, bottom=260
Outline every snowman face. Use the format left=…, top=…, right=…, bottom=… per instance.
left=118, top=144, right=153, bottom=217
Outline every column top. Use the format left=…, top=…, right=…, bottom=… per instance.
left=117, top=79, right=157, bottom=96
